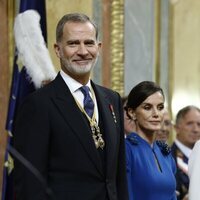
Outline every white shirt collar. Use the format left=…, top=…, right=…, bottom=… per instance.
left=175, top=139, right=192, bottom=158
left=60, top=70, right=99, bottom=123
left=60, top=70, right=92, bottom=93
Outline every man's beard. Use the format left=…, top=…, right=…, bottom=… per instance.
left=61, top=57, right=98, bottom=76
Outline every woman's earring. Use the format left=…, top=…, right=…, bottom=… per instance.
left=132, top=114, right=136, bottom=120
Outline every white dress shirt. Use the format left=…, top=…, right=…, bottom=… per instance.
left=60, top=70, right=99, bottom=123
left=175, top=139, right=192, bottom=159
left=188, top=140, right=200, bottom=200
left=175, top=139, right=192, bottom=174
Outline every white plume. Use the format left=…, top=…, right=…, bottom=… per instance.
left=14, top=9, right=56, bottom=88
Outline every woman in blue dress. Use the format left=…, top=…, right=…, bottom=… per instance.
left=125, top=81, right=177, bottom=200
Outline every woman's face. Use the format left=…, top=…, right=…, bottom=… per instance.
left=128, top=91, right=165, bottom=133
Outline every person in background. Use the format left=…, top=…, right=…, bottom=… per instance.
left=122, top=96, right=136, bottom=136
left=188, top=140, right=200, bottom=200
left=13, top=13, right=128, bottom=200
left=171, top=105, right=200, bottom=200
left=156, top=109, right=173, bottom=142
left=125, top=81, right=177, bottom=200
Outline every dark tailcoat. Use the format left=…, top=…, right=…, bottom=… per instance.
left=171, top=142, right=189, bottom=200
left=13, top=73, right=128, bottom=200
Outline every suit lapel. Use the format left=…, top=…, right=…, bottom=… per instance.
left=51, top=74, right=104, bottom=175
left=92, top=83, right=118, bottom=175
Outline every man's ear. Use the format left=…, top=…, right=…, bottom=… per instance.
left=98, top=42, right=102, bottom=48
left=97, top=42, right=102, bottom=53
left=54, top=43, right=61, bottom=58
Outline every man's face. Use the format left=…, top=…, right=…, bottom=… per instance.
left=156, top=111, right=173, bottom=142
left=175, top=108, right=200, bottom=148
left=54, top=21, right=101, bottom=81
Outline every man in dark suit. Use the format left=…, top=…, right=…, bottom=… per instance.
left=13, top=13, right=128, bottom=200
left=171, top=105, right=200, bottom=200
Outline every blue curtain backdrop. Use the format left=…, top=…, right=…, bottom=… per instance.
left=2, top=0, right=47, bottom=199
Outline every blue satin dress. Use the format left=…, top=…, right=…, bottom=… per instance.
left=126, top=132, right=177, bottom=200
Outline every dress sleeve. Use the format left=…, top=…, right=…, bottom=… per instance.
left=169, top=152, right=178, bottom=200
left=125, top=140, right=134, bottom=200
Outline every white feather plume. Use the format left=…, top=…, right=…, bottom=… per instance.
left=14, top=9, right=56, bottom=88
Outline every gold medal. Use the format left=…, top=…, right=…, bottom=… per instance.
left=91, top=124, right=105, bottom=149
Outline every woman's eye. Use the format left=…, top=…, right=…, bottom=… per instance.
left=144, top=106, right=151, bottom=110
left=158, top=104, right=164, bottom=110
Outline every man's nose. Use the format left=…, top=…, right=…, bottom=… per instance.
left=77, top=44, right=88, bottom=55
left=193, top=123, right=200, bottom=132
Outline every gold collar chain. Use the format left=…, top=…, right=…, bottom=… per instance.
left=73, top=88, right=105, bottom=150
